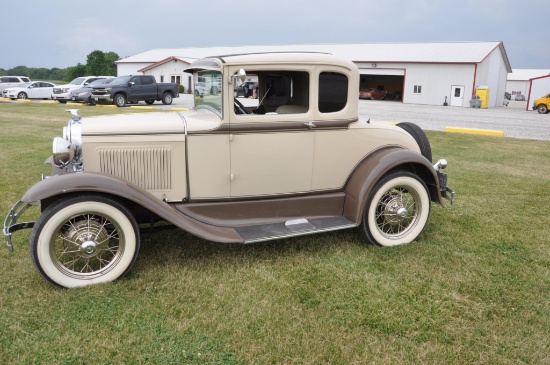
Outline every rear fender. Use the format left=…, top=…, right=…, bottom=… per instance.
left=343, top=147, right=442, bottom=224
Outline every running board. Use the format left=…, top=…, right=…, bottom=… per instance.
left=235, top=216, right=355, bottom=243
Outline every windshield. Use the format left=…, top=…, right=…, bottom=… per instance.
left=194, top=70, right=222, bottom=114
left=111, top=76, right=132, bottom=85
left=69, top=77, right=87, bottom=85
left=88, top=78, right=112, bottom=86
left=19, top=82, right=32, bottom=88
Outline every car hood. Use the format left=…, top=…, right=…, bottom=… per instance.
left=81, top=109, right=222, bottom=136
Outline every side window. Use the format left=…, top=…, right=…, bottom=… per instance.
left=21, top=78, right=30, bottom=82
left=0, top=77, right=7, bottom=83
left=9, top=77, right=20, bottom=83
left=130, top=77, right=141, bottom=86
left=319, top=72, right=348, bottom=113
left=142, top=76, right=154, bottom=85
left=233, top=70, right=309, bottom=115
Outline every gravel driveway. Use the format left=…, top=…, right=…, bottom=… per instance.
left=359, top=100, right=549, bottom=141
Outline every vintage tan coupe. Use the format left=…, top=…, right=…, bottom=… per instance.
left=4, top=52, right=454, bottom=288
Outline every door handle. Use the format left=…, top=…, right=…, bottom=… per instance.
left=304, top=122, right=316, bottom=129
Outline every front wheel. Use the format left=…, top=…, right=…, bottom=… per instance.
left=361, top=171, right=431, bottom=247
left=537, top=104, right=548, bottom=114
left=114, top=94, right=126, bottom=107
left=162, top=92, right=173, bottom=105
left=30, top=195, right=140, bottom=288
left=17, top=92, right=28, bottom=99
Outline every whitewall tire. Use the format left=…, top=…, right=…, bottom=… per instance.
left=361, top=171, right=431, bottom=247
left=30, top=195, right=139, bottom=288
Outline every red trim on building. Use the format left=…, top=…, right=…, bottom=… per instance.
left=137, top=56, right=190, bottom=72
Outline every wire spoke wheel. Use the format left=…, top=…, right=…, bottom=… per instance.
left=362, top=171, right=430, bottom=247
left=374, top=186, right=419, bottom=239
left=51, top=213, right=124, bottom=277
left=31, top=195, right=139, bottom=288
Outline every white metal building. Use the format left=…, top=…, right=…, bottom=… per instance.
left=526, top=74, right=550, bottom=111
left=116, top=42, right=512, bottom=108
left=506, top=69, right=550, bottom=99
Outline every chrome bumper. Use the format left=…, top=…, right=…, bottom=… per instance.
left=3, top=201, right=38, bottom=252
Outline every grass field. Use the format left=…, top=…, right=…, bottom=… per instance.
left=1, top=103, right=549, bottom=364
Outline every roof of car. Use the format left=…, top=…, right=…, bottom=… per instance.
left=185, top=52, right=358, bottom=73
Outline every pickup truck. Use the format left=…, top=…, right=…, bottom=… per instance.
left=91, top=75, right=179, bottom=107
left=4, top=52, right=454, bottom=288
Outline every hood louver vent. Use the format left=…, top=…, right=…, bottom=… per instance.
left=99, top=147, right=172, bottom=190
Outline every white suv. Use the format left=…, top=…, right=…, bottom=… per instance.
left=51, top=76, right=112, bottom=103
left=0, top=76, right=31, bottom=93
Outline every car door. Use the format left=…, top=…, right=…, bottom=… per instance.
left=140, top=76, right=157, bottom=99
left=127, top=76, right=142, bottom=100
left=31, top=82, right=48, bottom=99
left=228, top=69, right=315, bottom=198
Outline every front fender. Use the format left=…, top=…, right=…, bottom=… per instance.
left=343, top=147, right=443, bottom=224
left=21, top=172, right=243, bottom=243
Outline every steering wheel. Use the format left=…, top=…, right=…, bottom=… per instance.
left=234, top=98, right=250, bottom=114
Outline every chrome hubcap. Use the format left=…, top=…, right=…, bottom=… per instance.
left=376, top=187, right=418, bottom=237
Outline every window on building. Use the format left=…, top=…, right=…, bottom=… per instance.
left=171, top=75, right=181, bottom=85
left=160, top=75, right=164, bottom=82
left=414, top=85, right=422, bottom=94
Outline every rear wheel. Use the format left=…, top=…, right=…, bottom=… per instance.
left=114, top=94, right=126, bottom=107
left=17, top=92, right=28, bottom=99
left=162, top=92, right=173, bottom=105
left=361, top=171, right=431, bottom=247
left=537, top=104, right=548, bottom=114
left=30, top=195, right=140, bottom=288
left=396, top=122, right=432, bottom=162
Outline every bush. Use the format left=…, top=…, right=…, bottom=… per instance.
left=179, top=85, right=184, bottom=93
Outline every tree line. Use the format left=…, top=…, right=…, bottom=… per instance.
left=0, top=50, right=120, bottom=82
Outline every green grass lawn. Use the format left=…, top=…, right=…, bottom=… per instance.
left=1, top=103, right=549, bottom=364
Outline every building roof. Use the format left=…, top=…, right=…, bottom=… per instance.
left=117, top=41, right=511, bottom=71
left=508, top=69, right=550, bottom=81
left=136, top=56, right=190, bottom=72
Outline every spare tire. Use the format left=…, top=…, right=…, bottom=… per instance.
left=397, top=122, right=432, bottom=163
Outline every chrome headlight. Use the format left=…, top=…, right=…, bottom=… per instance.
left=53, top=110, right=83, bottom=167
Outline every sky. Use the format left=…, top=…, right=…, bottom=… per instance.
left=2, top=0, right=549, bottom=71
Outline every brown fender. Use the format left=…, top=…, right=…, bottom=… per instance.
left=21, top=172, right=244, bottom=243
left=343, top=147, right=443, bottom=224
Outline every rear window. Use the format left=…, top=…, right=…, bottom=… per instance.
left=318, top=72, right=348, bottom=113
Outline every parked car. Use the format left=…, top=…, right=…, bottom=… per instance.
left=2, top=81, right=56, bottom=100
left=533, top=92, right=550, bottom=114
left=69, top=78, right=115, bottom=105
left=4, top=52, right=454, bottom=288
left=359, top=88, right=387, bottom=100
left=0, top=76, right=31, bottom=93
left=52, top=76, right=112, bottom=103
left=234, top=81, right=257, bottom=98
left=515, top=94, right=525, bottom=101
